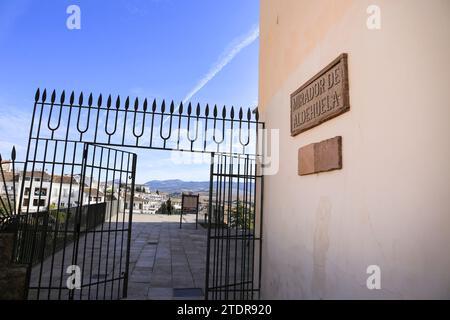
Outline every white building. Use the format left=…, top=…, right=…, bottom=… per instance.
left=20, top=171, right=52, bottom=213
left=81, top=187, right=105, bottom=205
left=49, top=175, right=80, bottom=209
left=123, top=191, right=168, bottom=214
left=0, top=169, right=96, bottom=213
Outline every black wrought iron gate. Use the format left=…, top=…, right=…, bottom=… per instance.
left=205, top=153, right=263, bottom=300
left=16, top=142, right=136, bottom=300
left=12, top=88, right=264, bottom=300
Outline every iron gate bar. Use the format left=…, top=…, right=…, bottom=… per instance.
left=0, top=163, right=12, bottom=216
left=123, top=150, right=136, bottom=298
left=216, top=153, right=224, bottom=300
left=69, top=143, right=89, bottom=300
left=0, top=149, right=20, bottom=229
left=216, top=154, right=224, bottom=300
left=85, top=144, right=99, bottom=299
left=241, top=156, right=248, bottom=300
left=257, top=123, right=265, bottom=301
left=109, top=151, right=123, bottom=298
left=91, top=145, right=106, bottom=299
left=102, top=147, right=114, bottom=299
left=204, top=152, right=214, bottom=301
left=78, top=144, right=93, bottom=300
left=21, top=93, right=48, bottom=299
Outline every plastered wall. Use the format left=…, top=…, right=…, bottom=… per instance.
left=259, top=0, right=450, bottom=299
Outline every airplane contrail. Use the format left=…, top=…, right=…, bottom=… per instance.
left=182, top=24, right=259, bottom=104
left=163, top=24, right=259, bottom=124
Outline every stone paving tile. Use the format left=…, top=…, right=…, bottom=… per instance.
left=29, top=214, right=207, bottom=300
left=124, top=214, right=207, bottom=300
left=126, top=282, right=150, bottom=300
left=147, top=287, right=173, bottom=300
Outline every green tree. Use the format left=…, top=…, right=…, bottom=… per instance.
left=0, top=197, right=12, bottom=215
left=166, top=198, right=172, bottom=215
left=229, top=201, right=254, bottom=230
left=156, top=199, right=175, bottom=215
left=156, top=202, right=167, bottom=215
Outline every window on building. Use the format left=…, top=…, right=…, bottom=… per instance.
left=24, top=188, right=30, bottom=196
left=23, top=198, right=29, bottom=206
left=34, top=178, right=40, bottom=182
left=32, top=199, right=46, bottom=207
left=34, top=188, right=47, bottom=196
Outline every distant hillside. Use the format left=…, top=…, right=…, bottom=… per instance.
left=144, top=179, right=254, bottom=194
left=144, top=179, right=209, bottom=193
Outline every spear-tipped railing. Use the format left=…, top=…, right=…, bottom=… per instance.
left=28, top=88, right=263, bottom=155
left=0, top=146, right=22, bottom=231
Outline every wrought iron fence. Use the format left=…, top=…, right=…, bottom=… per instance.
left=13, top=202, right=109, bottom=266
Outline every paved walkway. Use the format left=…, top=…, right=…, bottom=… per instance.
left=126, top=214, right=207, bottom=300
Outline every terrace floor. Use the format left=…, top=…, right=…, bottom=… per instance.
left=28, top=213, right=207, bottom=300
left=126, top=214, right=207, bottom=300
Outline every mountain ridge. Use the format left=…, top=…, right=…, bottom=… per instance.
left=143, top=179, right=253, bottom=193
left=144, top=179, right=210, bottom=193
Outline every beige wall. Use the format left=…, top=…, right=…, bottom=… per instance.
left=259, top=0, right=450, bottom=299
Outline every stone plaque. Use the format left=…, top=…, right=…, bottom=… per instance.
left=291, top=54, right=349, bottom=136
left=298, top=136, right=342, bottom=175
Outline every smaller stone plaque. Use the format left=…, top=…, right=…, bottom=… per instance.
left=291, top=54, right=349, bottom=136
left=298, top=136, right=342, bottom=175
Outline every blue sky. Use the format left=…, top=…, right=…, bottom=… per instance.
left=0, top=0, right=259, bottom=183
